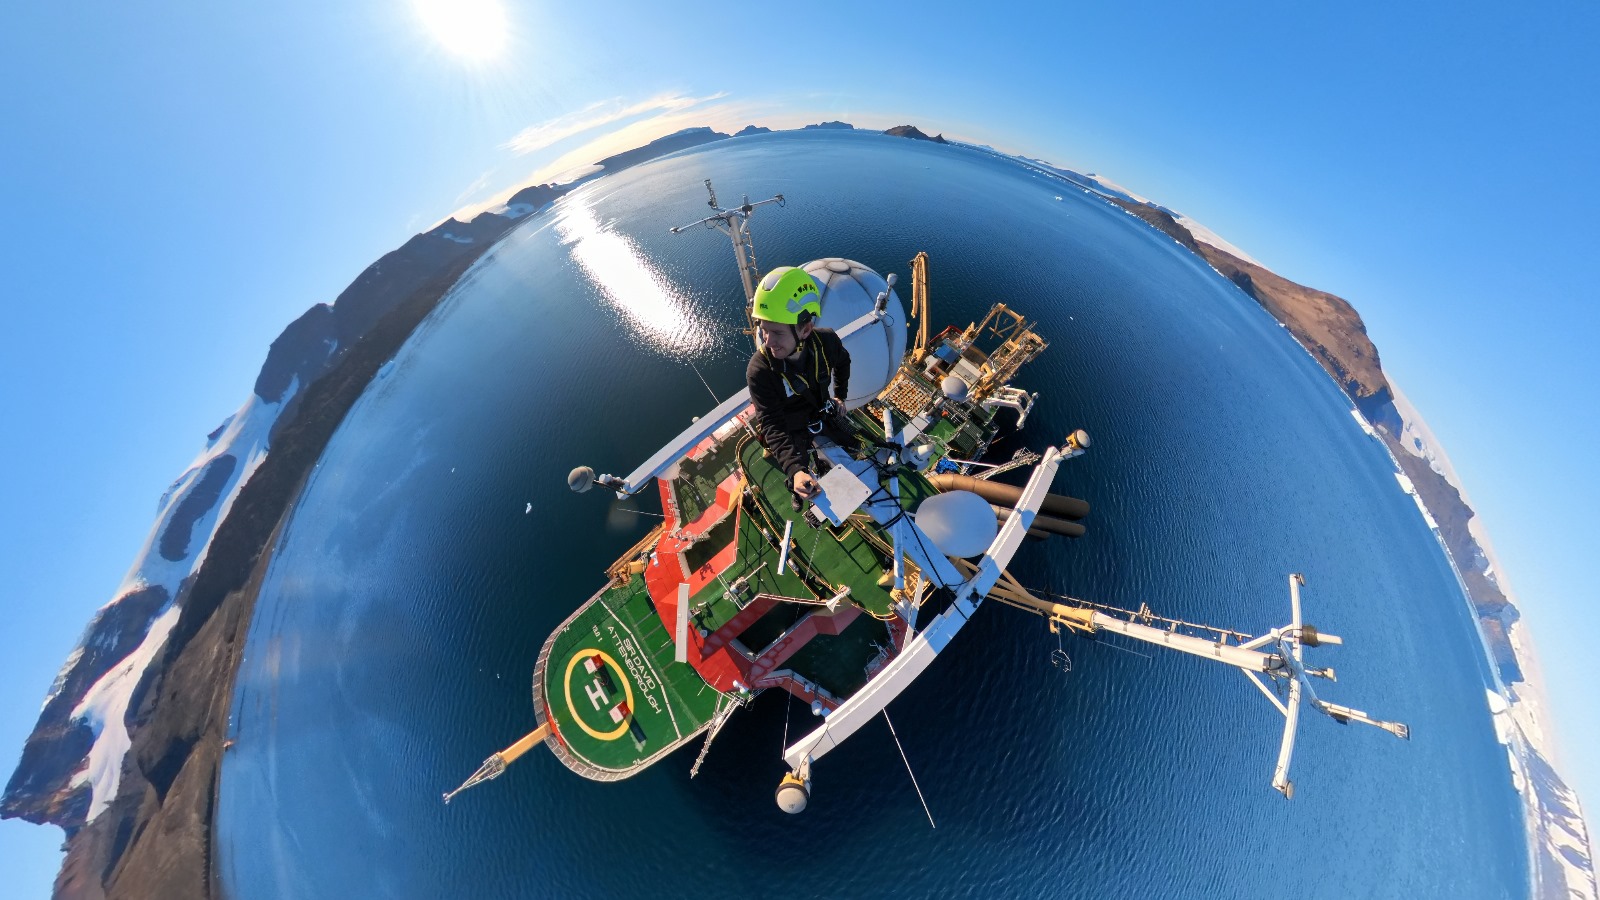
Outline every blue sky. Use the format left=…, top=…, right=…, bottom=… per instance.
left=3, top=0, right=1596, bottom=893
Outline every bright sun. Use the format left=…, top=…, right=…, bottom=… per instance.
left=413, top=0, right=508, bottom=61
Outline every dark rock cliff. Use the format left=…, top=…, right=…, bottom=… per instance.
left=593, top=127, right=731, bottom=172
left=253, top=303, right=336, bottom=405
left=1110, top=196, right=1519, bottom=681
left=7, top=186, right=572, bottom=898
left=257, top=210, right=522, bottom=443
left=884, top=125, right=949, bottom=144
left=2, top=585, right=169, bottom=832
left=505, top=183, right=565, bottom=211
left=1110, top=198, right=1391, bottom=404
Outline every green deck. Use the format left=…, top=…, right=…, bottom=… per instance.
left=536, top=576, right=724, bottom=778
left=731, top=437, right=897, bottom=617
left=536, top=400, right=1005, bottom=778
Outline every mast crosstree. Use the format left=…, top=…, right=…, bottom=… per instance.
left=670, top=179, right=785, bottom=314
left=975, top=570, right=1411, bottom=798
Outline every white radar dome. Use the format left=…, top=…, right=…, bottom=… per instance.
left=913, top=489, right=998, bottom=559
left=802, top=258, right=907, bottom=411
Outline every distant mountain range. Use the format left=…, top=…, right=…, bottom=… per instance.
left=5, top=123, right=1592, bottom=900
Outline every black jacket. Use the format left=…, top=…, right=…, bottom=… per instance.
left=745, top=327, right=852, bottom=477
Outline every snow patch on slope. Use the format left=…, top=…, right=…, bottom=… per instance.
left=68, top=606, right=180, bottom=820
left=63, top=380, right=291, bottom=821
left=1379, top=381, right=1594, bottom=896
left=111, top=384, right=288, bottom=606
left=1350, top=407, right=1380, bottom=439
left=1391, top=471, right=1440, bottom=531
left=1491, top=681, right=1597, bottom=899
left=1174, top=215, right=1263, bottom=267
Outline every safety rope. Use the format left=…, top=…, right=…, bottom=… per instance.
left=611, top=507, right=667, bottom=518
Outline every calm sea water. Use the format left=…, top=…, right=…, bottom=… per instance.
left=217, top=132, right=1527, bottom=899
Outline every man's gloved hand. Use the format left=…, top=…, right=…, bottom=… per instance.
left=793, top=470, right=822, bottom=499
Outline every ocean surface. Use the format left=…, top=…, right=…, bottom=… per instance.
left=216, top=132, right=1527, bottom=899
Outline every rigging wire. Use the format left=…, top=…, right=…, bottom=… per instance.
left=610, top=506, right=667, bottom=518
left=883, top=710, right=936, bottom=829
left=687, top=358, right=722, bottom=405
left=1095, top=637, right=1152, bottom=660
left=781, top=691, right=792, bottom=753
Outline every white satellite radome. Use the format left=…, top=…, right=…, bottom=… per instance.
left=802, top=258, right=906, bottom=411
left=913, top=489, right=998, bottom=558
left=940, top=374, right=970, bottom=403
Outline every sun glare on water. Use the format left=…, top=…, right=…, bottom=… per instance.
left=413, top=0, right=508, bottom=61
left=554, top=199, right=718, bottom=355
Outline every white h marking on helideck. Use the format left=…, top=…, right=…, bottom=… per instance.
left=585, top=679, right=608, bottom=710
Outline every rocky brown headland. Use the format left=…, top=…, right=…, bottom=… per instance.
left=885, top=125, right=950, bottom=144
left=3, top=122, right=818, bottom=898
left=4, top=125, right=1550, bottom=897
left=1107, top=196, right=1519, bottom=668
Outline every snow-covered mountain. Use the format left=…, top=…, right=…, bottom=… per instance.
left=2, top=390, right=285, bottom=829
left=1, top=184, right=566, bottom=835
left=8, top=123, right=1591, bottom=900
left=1380, top=398, right=1596, bottom=900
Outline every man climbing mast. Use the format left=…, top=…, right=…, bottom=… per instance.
left=745, top=267, right=861, bottom=512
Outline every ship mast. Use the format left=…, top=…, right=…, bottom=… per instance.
left=670, top=179, right=785, bottom=317
left=978, top=571, right=1411, bottom=799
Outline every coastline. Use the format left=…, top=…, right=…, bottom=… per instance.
left=37, top=220, right=534, bottom=899
left=7, top=125, right=1591, bottom=898
left=1093, top=191, right=1595, bottom=898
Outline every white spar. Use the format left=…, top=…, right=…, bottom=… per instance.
left=1065, top=572, right=1407, bottom=799
left=783, top=438, right=1080, bottom=770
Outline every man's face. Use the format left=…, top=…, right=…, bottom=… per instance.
left=757, top=319, right=812, bottom=359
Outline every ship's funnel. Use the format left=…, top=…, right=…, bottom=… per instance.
left=914, top=489, right=998, bottom=558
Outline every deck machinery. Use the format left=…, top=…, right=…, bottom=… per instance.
left=444, top=182, right=1408, bottom=813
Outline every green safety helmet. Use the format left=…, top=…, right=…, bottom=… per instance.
left=751, top=267, right=822, bottom=326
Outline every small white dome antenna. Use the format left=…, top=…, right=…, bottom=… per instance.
left=568, top=466, right=625, bottom=495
